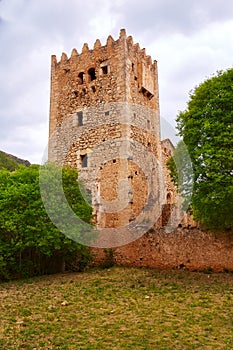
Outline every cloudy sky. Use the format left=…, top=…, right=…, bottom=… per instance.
left=0, top=0, right=233, bottom=164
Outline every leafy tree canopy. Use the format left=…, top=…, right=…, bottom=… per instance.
left=0, top=163, right=93, bottom=279
left=174, top=68, right=233, bottom=231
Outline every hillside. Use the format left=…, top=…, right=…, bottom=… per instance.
left=0, top=150, right=30, bottom=171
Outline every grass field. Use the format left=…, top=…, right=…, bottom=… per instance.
left=0, top=267, right=232, bottom=349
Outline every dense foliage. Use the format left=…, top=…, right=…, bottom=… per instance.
left=0, top=164, right=93, bottom=280
left=174, top=68, right=233, bottom=230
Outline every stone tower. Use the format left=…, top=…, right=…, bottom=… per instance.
left=48, top=29, right=175, bottom=244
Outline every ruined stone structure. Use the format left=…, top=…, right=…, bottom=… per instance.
left=48, top=29, right=178, bottom=246
left=48, top=29, right=233, bottom=271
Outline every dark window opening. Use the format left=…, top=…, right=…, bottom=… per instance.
left=77, top=111, right=83, bottom=126
left=82, top=88, right=86, bottom=93
left=105, top=111, right=110, bottom=116
left=162, top=203, right=172, bottom=226
left=78, top=72, right=84, bottom=84
left=80, top=154, right=87, bottom=168
left=134, top=76, right=138, bottom=81
left=91, top=86, right=96, bottom=93
left=101, top=65, right=108, bottom=75
left=113, top=159, right=116, bottom=163
left=148, top=142, right=151, bottom=147
left=135, top=171, right=138, bottom=175
left=88, top=68, right=96, bottom=82
left=73, top=90, right=78, bottom=97
left=132, top=63, right=134, bottom=71
left=140, top=87, right=154, bottom=100
left=128, top=175, right=133, bottom=179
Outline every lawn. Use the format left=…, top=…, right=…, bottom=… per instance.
left=0, top=267, right=232, bottom=349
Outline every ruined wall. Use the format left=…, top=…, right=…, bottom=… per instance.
left=92, top=228, right=233, bottom=272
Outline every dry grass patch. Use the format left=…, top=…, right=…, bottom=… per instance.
left=0, top=267, right=232, bottom=349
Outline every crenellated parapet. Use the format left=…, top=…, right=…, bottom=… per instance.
left=50, top=30, right=159, bottom=137
left=52, top=29, right=157, bottom=80
left=49, top=29, right=160, bottom=138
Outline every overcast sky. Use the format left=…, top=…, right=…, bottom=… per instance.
left=0, top=0, right=233, bottom=163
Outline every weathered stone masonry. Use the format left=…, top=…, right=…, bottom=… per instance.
left=48, top=29, right=233, bottom=271
left=49, top=29, right=174, bottom=229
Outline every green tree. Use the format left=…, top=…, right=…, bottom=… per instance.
left=167, top=140, right=194, bottom=211
left=175, top=68, right=233, bottom=231
left=0, top=164, right=93, bottom=279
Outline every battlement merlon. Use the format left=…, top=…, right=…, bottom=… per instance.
left=51, top=29, right=158, bottom=74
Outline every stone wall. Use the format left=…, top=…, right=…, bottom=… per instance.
left=92, top=228, right=233, bottom=272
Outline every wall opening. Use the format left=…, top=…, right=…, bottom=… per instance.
left=78, top=72, right=84, bottom=84
left=140, top=87, right=154, bottom=100
left=80, top=154, right=88, bottom=168
left=101, top=65, right=108, bottom=75
left=88, top=68, right=96, bottom=82
left=73, top=90, right=78, bottom=97
left=77, top=111, right=83, bottom=126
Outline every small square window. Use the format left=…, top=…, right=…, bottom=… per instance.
left=105, top=111, right=110, bottom=116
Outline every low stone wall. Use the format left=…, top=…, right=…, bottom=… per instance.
left=92, top=228, right=233, bottom=272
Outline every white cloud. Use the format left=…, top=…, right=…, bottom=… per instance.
left=0, top=0, right=233, bottom=162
